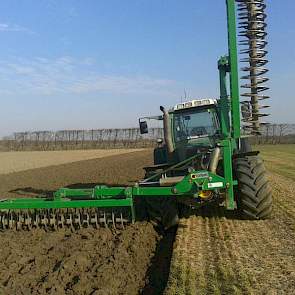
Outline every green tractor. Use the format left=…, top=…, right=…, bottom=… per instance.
left=0, top=0, right=272, bottom=230
left=139, top=95, right=272, bottom=228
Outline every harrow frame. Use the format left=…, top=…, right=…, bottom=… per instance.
left=0, top=170, right=230, bottom=224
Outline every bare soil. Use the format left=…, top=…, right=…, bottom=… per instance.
left=0, top=149, right=143, bottom=175
left=0, top=150, right=166, bottom=295
left=0, top=223, right=158, bottom=295
left=0, top=150, right=152, bottom=199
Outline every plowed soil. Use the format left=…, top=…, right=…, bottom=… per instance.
left=165, top=145, right=295, bottom=295
left=0, top=150, right=152, bottom=199
left=0, top=150, right=166, bottom=295
left=0, top=149, right=143, bottom=175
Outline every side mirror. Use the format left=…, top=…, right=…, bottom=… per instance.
left=139, top=121, right=148, bottom=134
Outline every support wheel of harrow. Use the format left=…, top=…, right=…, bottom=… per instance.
left=144, top=197, right=179, bottom=230
left=234, top=155, right=272, bottom=220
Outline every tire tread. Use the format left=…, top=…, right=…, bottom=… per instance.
left=234, top=155, right=272, bottom=219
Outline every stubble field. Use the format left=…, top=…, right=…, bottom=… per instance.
left=0, top=145, right=294, bottom=294
left=165, top=144, right=295, bottom=295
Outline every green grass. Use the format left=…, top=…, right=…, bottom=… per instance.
left=255, top=144, right=295, bottom=180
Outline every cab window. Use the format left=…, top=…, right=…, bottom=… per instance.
left=173, top=108, right=219, bottom=143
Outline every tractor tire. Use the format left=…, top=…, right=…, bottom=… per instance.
left=145, top=197, right=179, bottom=230
left=234, top=155, right=272, bottom=219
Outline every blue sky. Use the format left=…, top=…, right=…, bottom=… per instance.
left=0, top=0, right=294, bottom=137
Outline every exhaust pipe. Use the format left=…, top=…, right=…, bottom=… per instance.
left=160, top=106, right=174, bottom=155
left=209, top=147, right=221, bottom=174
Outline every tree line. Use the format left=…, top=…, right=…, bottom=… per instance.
left=0, top=128, right=164, bottom=151
left=0, top=124, right=294, bottom=151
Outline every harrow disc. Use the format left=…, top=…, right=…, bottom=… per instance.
left=0, top=208, right=131, bottom=231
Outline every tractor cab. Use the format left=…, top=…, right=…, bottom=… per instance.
left=139, top=98, right=220, bottom=167
left=171, top=99, right=220, bottom=161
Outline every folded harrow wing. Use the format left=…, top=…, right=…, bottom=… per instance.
left=0, top=0, right=272, bottom=230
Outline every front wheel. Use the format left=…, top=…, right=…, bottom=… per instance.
left=234, top=155, right=272, bottom=219
left=144, top=197, right=179, bottom=230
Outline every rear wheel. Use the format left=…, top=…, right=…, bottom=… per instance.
left=234, top=155, right=272, bottom=219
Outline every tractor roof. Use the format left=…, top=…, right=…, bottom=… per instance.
left=172, top=98, right=217, bottom=111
